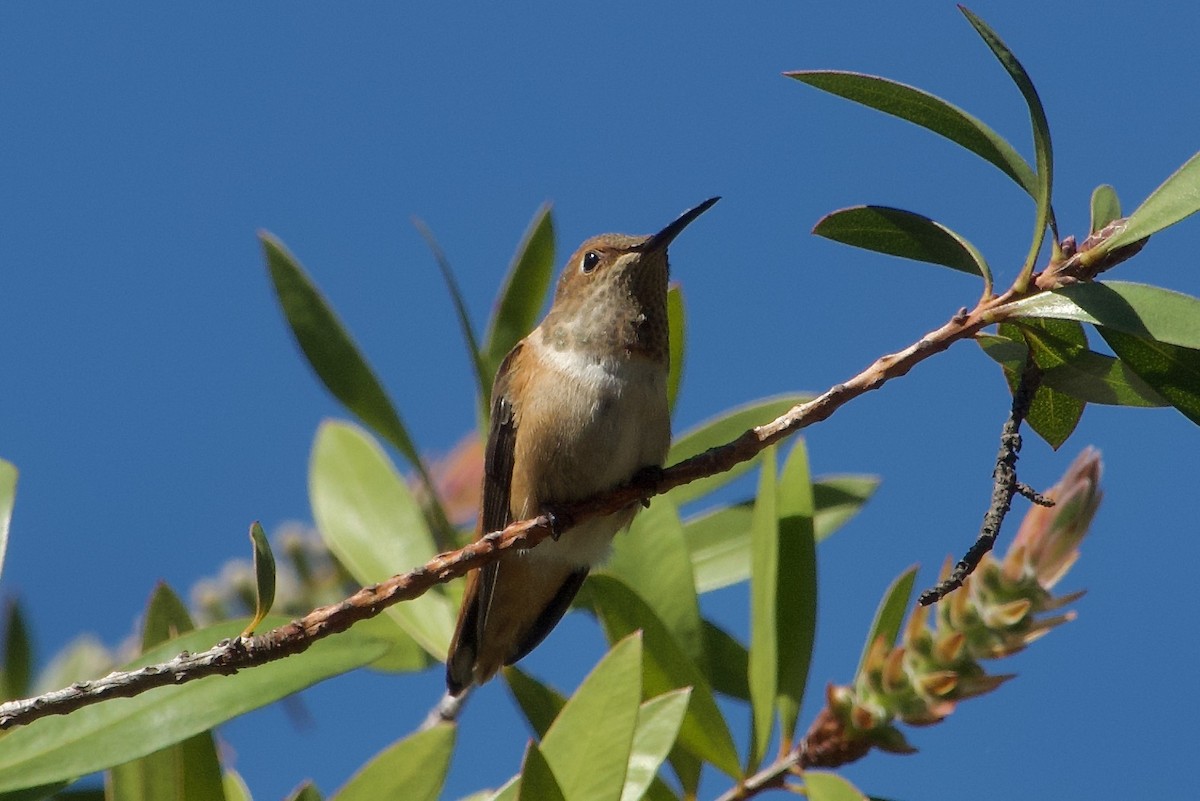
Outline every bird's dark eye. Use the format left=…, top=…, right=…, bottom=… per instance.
left=581, top=251, right=601, bottom=273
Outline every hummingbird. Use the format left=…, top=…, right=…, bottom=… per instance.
left=445, top=197, right=720, bottom=697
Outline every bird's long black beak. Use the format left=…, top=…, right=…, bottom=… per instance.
left=640, top=196, right=720, bottom=253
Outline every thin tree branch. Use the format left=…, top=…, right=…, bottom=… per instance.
left=4, top=222, right=1150, bottom=731
left=917, top=358, right=1050, bottom=605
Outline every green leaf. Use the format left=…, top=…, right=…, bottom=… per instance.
left=515, top=744, right=566, bottom=801
left=584, top=576, right=741, bottom=779
left=701, top=620, right=749, bottom=701
left=997, top=320, right=1087, bottom=449
left=603, top=497, right=703, bottom=666
left=242, top=522, right=276, bottom=637
left=0, top=618, right=387, bottom=792
left=483, top=205, right=556, bottom=396
left=142, top=583, right=194, bottom=652
left=667, top=285, right=685, bottom=413
left=415, top=220, right=489, bottom=418
left=1103, top=150, right=1200, bottom=251
left=804, top=771, right=868, bottom=801
left=1099, top=329, right=1200, bottom=426
left=261, top=233, right=419, bottom=468
left=812, top=206, right=990, bottom=285
left=285, top=782, right=324, bottom=801
left=261, top=234, right=455, bottom=546
left=621, top=690, right=692, bottom=801
left=222, top=771, right=253, bottom=801
left=959, top=6, right=1056, bottom=281
left=540, top=633, right=643, bottom=801
left=640, top=779, right=680, bottom=801
left=2, top=602, right=32, bottom=702
left=488, top=777, right=521, bottom=801
left=978, top=329, right=1167, bottom=407
left=354, top=613, right=436, bottom=674
left=684, top=502, right=753, bottom=594
left=667, top=395, right=809, bottom=507
left=0, top=459, right=15, bottom=586
left=684, top=476, right=876, bottom=595
left=747, top=448, right=778, bottom=771
left=309, top=420, right=455, bottom=660
left=1003, top=281, right=1200, bottom=350
left=775, top=441, right=818, bottom=744
left=504, top=667, right=567, bottom=740
left=331, top=724, right=454, bottom=801
left=1090, top=185, right=1121, bottom=234
left=107, top=729, right=226, bottom=801
left=785, top=71, right=1038, bottom=198
left=812, top=475, right=880, bottom=540
left=855, top=567, right=917, bottom=679
left=1025, top=378, right=1085, bottom=449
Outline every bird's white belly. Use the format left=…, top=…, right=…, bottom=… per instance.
left=523, top=344, right=670, bottom=568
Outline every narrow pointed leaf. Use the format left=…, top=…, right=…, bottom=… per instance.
left=242, top=522, right=276, bottom=637
left=641, top=780, right=680, bottom=801
left=1014, top=317, right=1165, bottom=408
left=701, top=620, right=749, bottom=701
left=603, top=497, right=703, bottom=665
left=540, top=634, right=643, bottom=801
left=1, top=602, right=32, bottom=703
left=584, top=576, right=741, bottom=779
left=309, top=421, right=455, bottom=659
left=142, top=583, right=195, bottom=652
left=813, top=206, right=990, bottom=284
left=959, top=6, right=1056, bottom=279
left=0, top=618, right=387, bottom=792
left=1099, top=329, right=1200, bottom=426
left=685, top=476, right=876, bottom=595
left=1102, top=150, right=1200, bottom=251
left=1025, top=380, right=1085, bottom=449
left=504, top=667, right=567, bottom=740
left=113, top=585, right=225, bottom=801
left=261, top=234, right=455, bottom=545
left=775, top=441, right=818, bottom=743
left=483, top=205, right=556, bottom=389
left=978, top=332, right=1166, bottom=407
left=1090, top=185, right=1121, bottom=234
left=415, top=220, right=489, bottom=415
left=332, top=724, right=454, bottom=801
left=855, top=566, right=917, bottom=678
left=222, top=771, right=253, bottom=801
left=1003, top=281, right=1200, bottom=350
left=516, top=744, right=566, bottom=801
left=667, top=285, right=685, bottom=413
left=747, top=447, right=779, bottom=772
left=684, top=502, right=753, bottom=594
left=786, top=71, right=1037, bottom=197
left=0, top=459, right=14, bottom=586
left=354, top=613, right=436, bottom=674
left=489, top=777, right=521, bottom=801
left=261, top=233, right=418, bottom=466
left=621, top=690, right=692, bottom=801
left=286, top=781, right=324, bottom=801
left=107, top=730, right=226, bottom=801
left=999, top=320, right=1087, bottom=449
left=812, top=475, right=880, bottom=540
left=667, top=395, right=809, bottom=507
left=804, top=771, right=868, bottom=801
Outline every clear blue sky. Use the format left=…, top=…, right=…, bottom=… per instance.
left=3, top=3, right=1198, bottom=799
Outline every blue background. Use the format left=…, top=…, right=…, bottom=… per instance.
left=3, top=3, right=1198, bottom=799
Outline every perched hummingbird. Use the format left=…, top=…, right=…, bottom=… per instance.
left=445, top=197, right=720, bottom=696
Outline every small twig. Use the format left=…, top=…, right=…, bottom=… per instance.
left=918, top=361, right=1049, bottom=605
left=0, top=293, right=1014, bottom=730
